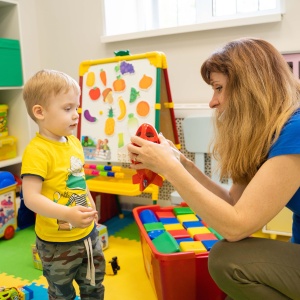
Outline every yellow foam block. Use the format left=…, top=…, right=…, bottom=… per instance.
left=187, top=227, right=211, bottom=237
left=177, top=214, right=199, bottom=223
left=164, top=223, right=184, bottom=231
left=180, top=241, right=207, bottom=253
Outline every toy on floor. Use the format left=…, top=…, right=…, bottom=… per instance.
left=96, top=224, right=109, bottom=250
left=106, top=256, right=120, bottom=275
left=31, top=244, right=43, bottom=271
left=0, top=285, right=33, bottom=300
left=0, top=287, right=19, bottom=300
left=131, top=123, right=163, bottom=191
left=0, top=171, right=17, bottom=240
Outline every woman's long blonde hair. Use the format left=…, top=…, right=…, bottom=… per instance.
left=201, top=38, right=300, bottom=184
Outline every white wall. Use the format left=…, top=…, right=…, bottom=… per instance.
left=16, top=0, right=300, bottom=108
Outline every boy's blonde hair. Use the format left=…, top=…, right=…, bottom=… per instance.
left=201, top=38, right=300, bottom=184
left=23, top=69, right=81, bottom=122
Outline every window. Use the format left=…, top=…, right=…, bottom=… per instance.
left=101, top=0, right=284, bottom=43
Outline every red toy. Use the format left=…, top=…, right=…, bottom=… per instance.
left=132, top=123, right=163, bottom=191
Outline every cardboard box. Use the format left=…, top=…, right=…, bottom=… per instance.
left=31, top=244, right=43, bottom=270
left=97, top=224, right=109, bottom=250
left=0, top=38, right=23, bottom=86
left=0, top=135, right=17, bottom=161
left=133, top=205, right=226, bottom=300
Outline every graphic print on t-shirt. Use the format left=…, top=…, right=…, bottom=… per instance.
left=56, top=156, right=89, bottom=231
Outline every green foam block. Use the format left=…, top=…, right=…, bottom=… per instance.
left=152, top=231, right=180, bottom=254
left=173, top=207, right=194, bottom=216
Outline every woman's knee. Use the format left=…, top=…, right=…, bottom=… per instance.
left=208, top=239, right=239, bottom=294
left=208, top=240, right=231, bottom=275
left=208, top=238, right=255, bottom=285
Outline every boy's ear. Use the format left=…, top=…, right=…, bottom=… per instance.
left=32, top=105, right=45, bottom=120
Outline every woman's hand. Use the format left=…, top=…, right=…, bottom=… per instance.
left=128, top=133, right=181, bottom=176
left=166, top=138, right=187, bottom=165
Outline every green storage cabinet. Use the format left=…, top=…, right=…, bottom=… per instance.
left=0, top=38, right=23, bottom=86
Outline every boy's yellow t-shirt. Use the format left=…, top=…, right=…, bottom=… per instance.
left=21, top=133, right=94, bottom=242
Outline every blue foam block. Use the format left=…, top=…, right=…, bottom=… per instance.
left=202, top=240, right=218, bottom=251
left=182, top=221, right=203, bottom=228
left=160, top=217, right=180, bottom=224
left=26, top=282, right=80, bottom=300
left=140, top=209, right=158, bottom=224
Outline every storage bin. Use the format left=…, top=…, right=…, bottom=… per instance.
left=0, top=38, right=23, bottom=86
left=0, top=136, right=17, bottom=161
left=0, top=104, right=8, bottom=137
left=133, top=204, right=226, bottom=300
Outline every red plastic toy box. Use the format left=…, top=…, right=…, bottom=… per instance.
left=133, top=204, right=226, bottom=300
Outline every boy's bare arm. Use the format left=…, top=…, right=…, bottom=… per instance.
left=86, top=186, right=99, bottom=224
left=22, top=176, right=97, bottom=228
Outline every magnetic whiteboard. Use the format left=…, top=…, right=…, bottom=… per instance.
left=80, top=57, right=157, bottom=163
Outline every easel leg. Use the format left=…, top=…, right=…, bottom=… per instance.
left=115, top=195, right=124, bottom=219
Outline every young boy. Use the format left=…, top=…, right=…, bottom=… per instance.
left=21, top=69, right=105, bottom=300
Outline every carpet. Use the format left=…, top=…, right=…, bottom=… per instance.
left=0, top=211, right=156, bottom=300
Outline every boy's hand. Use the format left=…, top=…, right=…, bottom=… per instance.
left=67, top=206, right=98, bottom=228
left=94, top=212, right=99, bottom=225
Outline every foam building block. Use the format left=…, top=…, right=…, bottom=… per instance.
left=194, top=233, right=218, bottom=241
left=202, top=240, right=219, bottom=251
left=182, top=221, right=204, bottom=228
left=155, top=211, right=176, bottom=219
left=159, top=217, right=179, bottom=224
left=163, top=223, right=184, bottom=231
left=168, top=229, right=190, bottom=239
left=152, top=231, right=180, bottom=253
left=140, top=209, right=158, bottom=224
left=177, top=214, right=199, bottom=223
left=180, top=241, right=207, bottom=253
left=144, top=222, right=165, bottom=232
left=173, top=207, right=194, bottom=216
left=187, top=227, right=211, bottom=237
